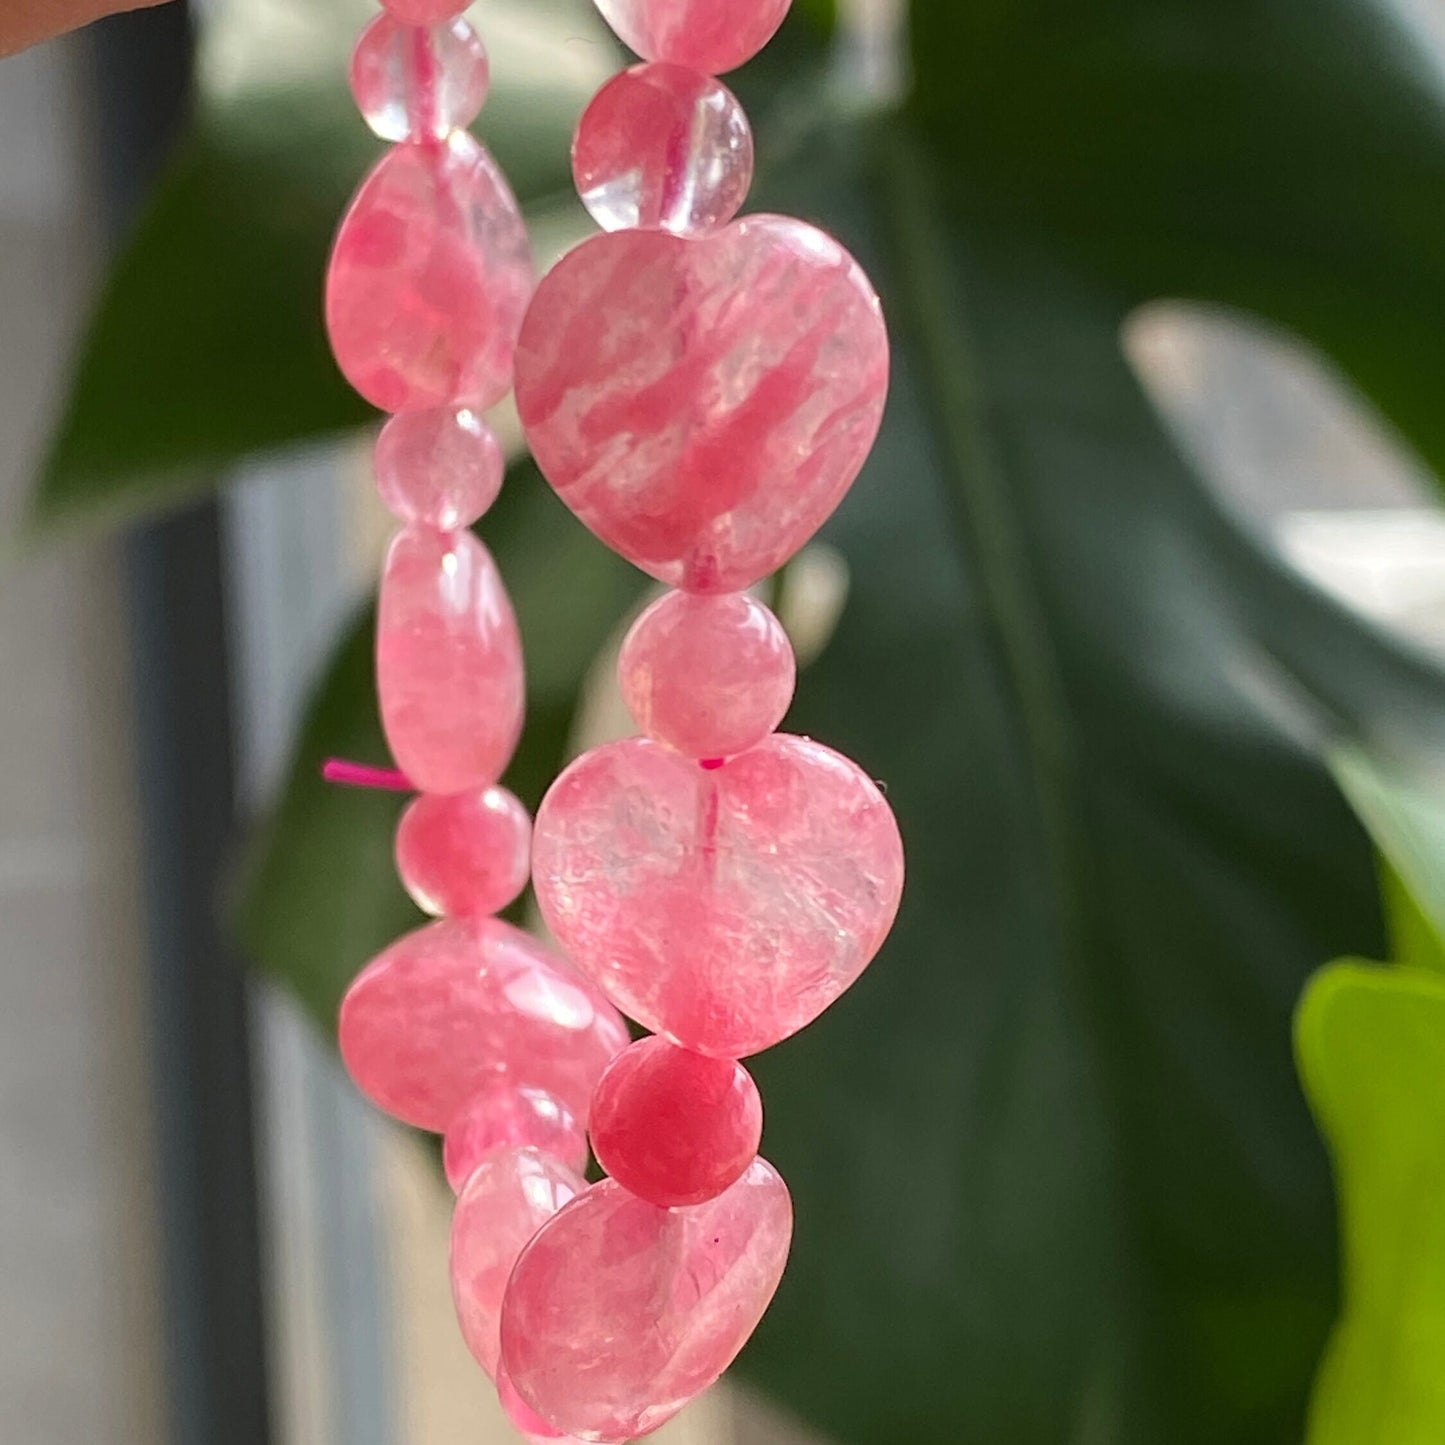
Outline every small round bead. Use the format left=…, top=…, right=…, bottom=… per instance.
left=380, top=0, right=466, bottom=25
left=350, top=13, right=489, bottom=143
left=395, top=785, right=530, bottom=918
left=374, top=407, right=505, bottom=529
left=589, top=1036, right=763, bottom=1208
left=593, top=0, right=793, bottom=74
left=573, top=63, right=752, bottom=235
left=618, top=591, right=795, bottom=759
left=444, top=1085, right=589, bottom=1192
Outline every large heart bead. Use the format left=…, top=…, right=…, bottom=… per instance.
left=532, top=735, right=904, bottom=1057
left=514, top=217, right=889, bottom=592
left=499, top=1159, right=793, bottom=1441
left=326, top=133, right=533, bottom=412
left=339, top=916, right=630, bottom=1131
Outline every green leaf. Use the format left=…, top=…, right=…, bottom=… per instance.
left=1297, top=961, right=1445, bottom=1444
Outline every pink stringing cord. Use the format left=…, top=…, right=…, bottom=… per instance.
left=321, top=758, right=415, bottom=792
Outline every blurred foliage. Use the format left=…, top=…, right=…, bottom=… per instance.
left=38, top=0, right=1445, bottom=1441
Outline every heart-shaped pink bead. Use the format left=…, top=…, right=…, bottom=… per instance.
left=339, top=916, right=630, bottom=1131
left=499, top=1159, right=793, bottom=1441
left=532, top=735, right=904, bottom=1057
left=514, top=217, right=889, bottom=592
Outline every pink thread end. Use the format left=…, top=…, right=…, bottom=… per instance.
left=322, top=759, right=415, bottom=793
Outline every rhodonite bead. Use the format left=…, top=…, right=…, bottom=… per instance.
left=395, top=785, right=531, bottom=918
left=451, top=1146, right=584, bottom=1377
left=592, top=0, right=793, bottom=75
left=514, top=218, right=888, bottom=591
left=590, top=1036, right=762, bottom=1207
left=618, top=590, right=794, bottom=758
left=327, top=133, right=533, bottom=412
left=377, top=526, right=523, bottom=795
left=444, top=1084, right=588, bottom=1192
left=533, top=734, right=904, bottom=1057
left=339, top=916, right=629, bottom=1130
left=374, top=407, right=505, bottom=529
left=572, top=63, right=752, bottom=235
left=350, top=13, right=490, bottom=143
left=500, top=1160, right=793, bottom=1440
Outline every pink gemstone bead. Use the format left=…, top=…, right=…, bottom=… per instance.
left=450, top=1146, right=584, bottom=1378
left=350, top=13, right=490, bottom=143
left=374, top=406, right=505, bottom=529
left=515, top=218, right=889, bottom=592
left=444, top=1084, right=589, bottom=1192
left=395, top=785, right=531, bottom=918
left=376, top=526, right=523, bottom=796
left=533, top=734, right=904, bottom=1057
left=573, top=63, right=752, bottom=235
left=339, top=916, right=630, bottom=1131
left=497, top=1364, right=577, bottom=1443
left=327, top=133, right=533, bottom=413
left=500, top=1160, right=793, bottom=1440
left=590, top=1037, right=762, bottom=1207
left=592, top=0, right=793, bottom=74
left=618, top=590, right=794, bottom=759
left=380, top=0, right=465, bottom=26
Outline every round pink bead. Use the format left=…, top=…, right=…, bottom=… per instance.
left=395, top=785, right=530, bottom=918
left=326, top=133, right=533, bottom=413
left=592, top=0, right=793, bottom=74
left=500, top=1160, right=793, bottom=1440
left=377, top=526, right=523, bottom=796
left=533, top=734, right=904, bottom=1057
left=339, top=916, right=630, bottom=1131
left=590, top=1037, right=762, bottom=1207
left=380, top=0, right=465, bottom=25
left=618, top=591, right=794, bottom=759
left=350, top=13, right=489, bottom=143
left=374, top=407, right=505, bottom=529
left=573, top=63, right=752, bottom=235
left=443, top=1084, right=588, bottom=1192
left=450, top=1146, right=584, bottom=1378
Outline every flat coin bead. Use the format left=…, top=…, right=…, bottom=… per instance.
left=350, top=13, right=490, bottom=143
left=618, top=590, right=794, bottom=759
left=590, top=1036, right=762, bottom=1207
left=443, top=1084, right=588, bottom=1192
left=374, top=406, right=505, bottom=530
left=395, top=785, right=531, bottom=918
left=592, top=0, right=793, bottom=74
left=573, top=63, right=753, bottom=235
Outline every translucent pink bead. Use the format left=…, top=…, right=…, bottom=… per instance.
left=380, top=0, right=465, bottom=26
left=374, top=406, right=505, bottom=529
left=500, top=1160, right=793, bottom=1440
left=327, top=133, right=533, bottom=413
left=443, top=1084, right=588, bottom=1192
left=515, top=218, right=889, bottom=591
left=590, top=1037, right=762, bottom=1207
left=350, top=13, right=489, bottom=143
left=339, top=916, right=630, bottom=1131
left=450, top=1146, right=584, bottom=1378
left=618, top=591, right=794, bottom=759
left=533, top=735, right=904, bottom=1057
left=395, top=785, right=530, bottom=918
left=497, top=1364, right=581, bottom=1443
left=572, top=63, right=752, bottom=235
left=376, top=526, right=523, bottom=796
left=593, top=0, right=793, bottom=74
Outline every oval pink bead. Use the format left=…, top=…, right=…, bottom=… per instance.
left=573, top=63, right=752, bottom=235
left=450, top=1146, right=584, bottom=1378
left=590, top=1037, right=762, bottom=1207
left=339, top=916, right=630, bottom=1131
left=350, top=13, right=490, bottom=143
left=374, top=406, right=505, bottom=529
left=327, top=133, right=533, bottom=413
left=592, top=0, right=793, bottom=74
left=515, top=218, right=888, bottom=591
left=500, top=1160, right=793, bottom=1440
left=533, top=735, right=904, bottom=1057
left=444, top=1084, right=588, bottom=1192
left=618, top=590, right=794, bottom=758
left=381, top=0, right=465, bottom=23
left=395, top=785, right=531, bottom=918
left=376, top=526, right=523, bottom=796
